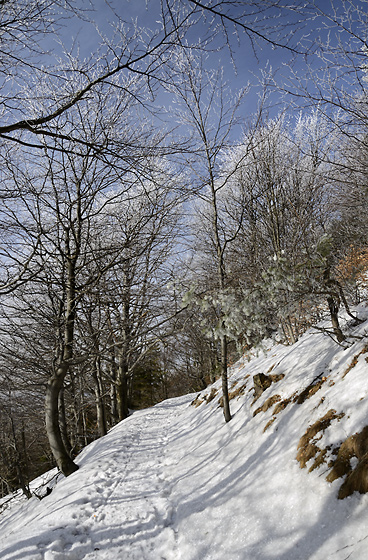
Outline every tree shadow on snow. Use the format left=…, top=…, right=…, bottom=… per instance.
left=168, top=402, right=368, bottom=560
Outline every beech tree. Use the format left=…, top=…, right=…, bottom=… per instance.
left=0, top=1, right=196, bottom=143
left=0, top=72, right=169, bottom=474
left=105, top=193, right=179, bottom=421
left=0, top=1, right=195, bottom=477
left=79, top=171, right=181, bottom=425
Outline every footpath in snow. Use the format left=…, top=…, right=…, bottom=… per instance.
left=0, top=395, right=191, bottom=560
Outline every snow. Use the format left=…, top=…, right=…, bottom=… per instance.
left=1, top=307, right=368, bottom=559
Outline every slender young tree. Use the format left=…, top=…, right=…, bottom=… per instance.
left=168, top=50, right=251, bottom=422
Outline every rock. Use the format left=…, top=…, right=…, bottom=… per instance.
left=253, top=373, right=272, bottom=399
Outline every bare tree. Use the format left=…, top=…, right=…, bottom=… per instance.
left=1, top=76, right=169, bottom=474
left=0, top=1, right=197, bottom=144
left=0, top=0, right=321, bottom=298
left=93, top=172, right=181, bottom=421
left=0, top=297, right=53, bottom=496
left=221, top=114, right=333, bottom=342
left=167, top=48, right=252, bottom=422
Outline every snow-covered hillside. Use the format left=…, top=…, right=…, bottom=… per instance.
left=1, top=305, right=368, bottom=560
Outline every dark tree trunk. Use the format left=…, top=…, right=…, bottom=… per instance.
left=45, top=371, right=79, bottom=476
left=217, top=253, right=231, bottom=422
left=327, top=295, right=345, bottom=342
left=221, top=332, right=231, bottom=422
left=10, top=419, right=31, bottom=499
left=110, top=383, right=118, bottom=425
left=117, top=357, right=129, bottom=421
left=324, top=266, right=345, bottom=343
left=108, top=345, right=119, bottom=426
left=45, top=256, right=79, bottom=476
left=94, top=363, right=107, bottom=437
left=58, top=386, right=73, bottom=457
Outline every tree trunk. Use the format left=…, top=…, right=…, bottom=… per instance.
left=324, top=266, right=345, bottom=343
left=217, top=250, right=231, bottom=422
left=95, top=387, right=107, bottom=437
left=281, top=317, right=297, bottom=345
left=116, top=358, right=129, bottom=421
left=93, top=361, right=107, bottom=437
left=110, top=383, right=118, bottom=426
left=10, top=419, right=31, bottom=499
left=58, top=386, right=73, bottom=457
left=221, top=332, right=231, bottom=422
left=45, top=252, right=80, bottom=475
left=327, top=295, right=345, bottom=343
left=108, top=344, right=119, bottom=426
left=45, top=257, right=79, bottom=476
left=45, top=371, right=79, bottom=476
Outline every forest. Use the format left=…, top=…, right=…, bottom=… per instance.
left=1, top=0, right=368, bottom=498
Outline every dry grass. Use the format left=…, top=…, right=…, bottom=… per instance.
left=342, top=345, right=368, bottom=378
left=263, top=417, right=277, bottom=432
left=309, top=447, right=330, bottom=473
left=296, top=410, right=344, bottom=469
left=191, top=387, right=219, bottom=408
left=338, top=456, right=368, bottom=499
left=251, top=373, right=285, bottom=405
left=218, top=379, right=249, bottom=408
left=191, top=395, right=204, bottom=408
left=229, top=381, right=249, bottom=400
left=269, top=373, right=285, bottom=383
left=273, top=396, right=293, bottom=415
left=295, top=377, right=328, bottom=405
left=326, top=425, right=368, bottom=499
left=206, top=388, right=218, bottom=403
left=253, top=395, right=281, bottom=417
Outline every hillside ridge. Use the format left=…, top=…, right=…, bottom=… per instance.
left=1, top=306, right=368, bottom=559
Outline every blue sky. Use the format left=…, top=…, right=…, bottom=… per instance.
left=46, top=1, right=368, bottom=135
left=59, top=0, right=300, bottom=120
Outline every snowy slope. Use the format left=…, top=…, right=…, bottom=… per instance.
left=1, top=306, right=368, bottom=559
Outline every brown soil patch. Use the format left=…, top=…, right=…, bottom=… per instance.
left=294, top=376, right=328, bottom=405
left=218, top=380, right=249, bottom=408
left=206, top=388, right=218, bottom=403
left=343, top=356, right=359, bottom=378
left=342, top=345, right=368, bottom=378
left=309, top=447, right=330, bottom=473
left=269, top=374, right=285, bottom=383
left=273, top=395, right=293, bottom=415
left=338, top=456, right=368, bottom=499
left=264, top=417, right=276, bottom=432
left=252, top=373, right=285, bottom=405
left=259, top=392, right=295, bottom=431
left=327, top=434, right=359, bottom=483
left=253, top=395, right=281, bottom=417
left=191, top=395, right=204, bottom=407
left=297, top=410, right=344, bottom=469
left=192, top=387, right=220, bottom=407
left=229, top=381, right=249, bottom=400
